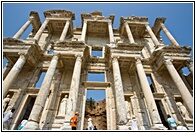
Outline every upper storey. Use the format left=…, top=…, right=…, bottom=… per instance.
left=3, top=10, right=192, bottom=70
left=81, top=10, right=115, bottom=35
left=43, top=10, right=75, bottom=34
left=119, top=16, right=148, bottom=38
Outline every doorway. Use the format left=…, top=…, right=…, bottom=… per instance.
left=16, top=96, right=36, bottom=129
left=83, top=89, right=107, bottom=130
left=155, top=100, right=170, bottom=129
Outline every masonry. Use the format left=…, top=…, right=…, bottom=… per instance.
left=3, top=10, right=193, bottom=130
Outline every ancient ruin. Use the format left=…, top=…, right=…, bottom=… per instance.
left=3, top=10, right=193, bottom=130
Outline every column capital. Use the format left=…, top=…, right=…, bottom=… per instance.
left=18, top=52, right=28, bottom=59
left=134, top=57, right=142, bottom=64
left=75, top=54, right=83, bottom=62
left=53, top=52, right=61, bottom=58
left=29, top=16, right=35, bottom=21
left=108, top=20, right=112, bottom=25
left=144, top=23, right=149, bottom=27
left=163, top=58, right=173, bottom=65
left=75, top=54, right=82, bottom=58
left=111, top=56, right=120, bottom=61
left=42, top=18, right=50, bottom=23
left=124, top=21, right=129, bottom=25
left=159, top=22, right=164, bottom=27
left=83, top=19, right=88, bottom=23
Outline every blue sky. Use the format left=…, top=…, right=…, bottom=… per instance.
left=2, top=2, right=194, bottom=101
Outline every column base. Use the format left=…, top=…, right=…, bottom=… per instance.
left=150, top=124, right=167, bottom=130
left=117, top=125, right=130, bottom=130
left=60, top=121, right=72, bottom=130
left=22, top=121, right=40, bottom=130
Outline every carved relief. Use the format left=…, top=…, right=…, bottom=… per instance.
left=3, top=94, right=11, bottom=112
left=176, top=102, right=192, bottom=121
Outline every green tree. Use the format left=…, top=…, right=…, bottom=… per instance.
left=86, top=97, right=95, bottom=111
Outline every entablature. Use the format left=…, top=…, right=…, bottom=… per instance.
left=81, top=10, right=115, bottom=25
left=151, top=45, right=192, bottom=72
left=44, top=9, right=75, bottom=20
left=152, top=17, right=166, bottom=36
left=3, top=38, right=42, bottom=67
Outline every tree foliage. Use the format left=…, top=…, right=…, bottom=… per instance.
left=86, top=97, right=95, bottom=111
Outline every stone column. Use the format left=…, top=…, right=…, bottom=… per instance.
left=145, top=24, right=160, bottom=47
left=108, top=21, right=115, bottom=43
left=33, top=18, right=50, bottom=42
left=160, top=23, right=179, bottom=46
left=112, top=57, right=127, bottom=124
left=125, top=22, right=135, bottom=43
left=3, top=53, right=27, bottom=98
left=59, top=20, right=70, bottom=41
left=13, top=16, right=34, bottom=39
left=135, top=58, right=162, bottom=125
left=185, top=60, right=193, bottom=75
left=163, top=59, right=193, bottom=115
left=3, top=61, right=12, bottom=80
left=61, top=55, right=82, bottom=130
left=22, top=53, right=59, bottom=130
left=81, top=20, right=87, bottom=42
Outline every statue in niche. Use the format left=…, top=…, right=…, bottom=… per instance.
left=58, top=95, right=68, bottom=116
left=3, top=94, right=11, bottom=112
left=125, top=101, right=131, bottom=119
left=176, top=102, right=192, bottom=121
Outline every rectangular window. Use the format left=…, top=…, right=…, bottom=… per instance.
left=87, top=73, right=105, bottom=82
left=91, top=47, right=103, bottom=57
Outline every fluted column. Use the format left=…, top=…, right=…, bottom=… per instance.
left=3, top=53, right=27, bottom=98
left=59, top=20, right=70, bottom=41
left=22, top=53, right=59, bottom=130
left=160, top=23, right=179, bottom=46
left=13, top=16, right=34, bottom=39
left=135, top=58, right=162, bottom=125
left=108, top=21, right=115, bottom=43
left=33, top=19, right=50, bottom=41
left=65, top=55, right=82, bottom=120
left=112, top=57, right=127, bottom=124
left=125, top=22, right=135, bottom=43
left=81, top=20, right=87, bottom=42
left=145, top=24, right=160, bottom=47
left=163, top=59, right=193, bottom=115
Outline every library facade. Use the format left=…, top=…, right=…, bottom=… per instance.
left=3, top=10, right=193, bottom=130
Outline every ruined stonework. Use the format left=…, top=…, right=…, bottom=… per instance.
left=3, top=10, right=193, bottom=130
